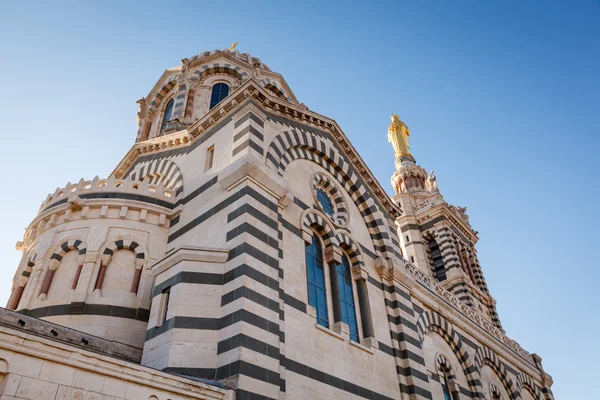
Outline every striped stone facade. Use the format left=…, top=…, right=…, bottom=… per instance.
left=5, top=48, right=553, bottom=399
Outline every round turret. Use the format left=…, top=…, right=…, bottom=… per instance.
left=8, top=176, right=181, bottom=348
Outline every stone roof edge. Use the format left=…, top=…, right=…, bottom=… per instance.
left=112, top=79, right=401, bottom=220
left=419, top=203, right=479, bottom=244
left=0, top=308, right=232, bottom=398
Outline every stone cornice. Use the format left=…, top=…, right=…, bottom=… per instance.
left=112, top=79, right=402, bottom=220
left=152, top=245, right=230, bottom=276
left=417, top=202, right=478, bottom=244
left=112, top=131, right=191, bottom=179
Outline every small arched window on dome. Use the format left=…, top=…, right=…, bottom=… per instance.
left=161, top=98, right=174, bottom=132
left=210, top=83, right=229, bottom=109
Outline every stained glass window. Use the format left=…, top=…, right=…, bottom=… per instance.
left=316, top=189, right=334, bottom=216
left=336, top=255, right=359, bottom=341
left=305, top=234, right=329, bottom=327
left=210, top=83, right=229, bottom=109
left=161, top=98, right=174, bottom=131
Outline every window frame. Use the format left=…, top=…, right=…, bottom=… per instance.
left=209, top=82, right=230, bottom=109
left=305, top=233, right=329, bottom=328
left=158, top=286, right=171, bottom=327
left=160, top=97, right=175, bottom=132
left=205, top=145, right=215, bottom=171
left=335, top=253, right=360, bottom=342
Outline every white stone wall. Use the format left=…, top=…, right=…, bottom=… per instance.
left=0, top=320, right=232, bottom=400
left=10, top=189, right=172, bottom=348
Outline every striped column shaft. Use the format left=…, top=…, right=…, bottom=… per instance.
left=220, top=180, right=282, bottom=399
left=387, top=219, right=404, bottom=260
left=468, top=253, right=490, bottom=295
left=232, top=109, right=265, bottom=159
left=382, top=280, right=432, bottom=400
left=448, top=281, right=474, bottom=308
left=435, top=228, right=462, bottom=273
left=171, top=85, right=188, bottom=120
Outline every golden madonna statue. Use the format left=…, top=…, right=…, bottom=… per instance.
left=388, top=114, right=411, bottom=158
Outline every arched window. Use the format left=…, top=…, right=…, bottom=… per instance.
left=161, top=98, right=174, bottom=131
left=441, top=372, right=452, bottom=400
left=336, top=254, right=359, bottom=342
left=305, top=233, right=328, bottom=327
left=210, top=83, right=229, bottom=109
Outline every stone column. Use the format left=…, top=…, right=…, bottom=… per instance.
left=356, top=278, right=374, bottom=339
left=71, top=264, right=83, bottom=290
left=324, top=247, right=343, bottom=332
left=130, top=260, right=144, bottom=295
left=94, top=264, right=107, bottom=291
left=7, top=276, right=27, bottom=310
left=40, top=261, right=58, bottom=298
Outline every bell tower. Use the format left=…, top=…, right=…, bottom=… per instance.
left=388, top=115, right=504, bottom=331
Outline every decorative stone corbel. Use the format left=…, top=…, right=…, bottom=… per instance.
left=279, top=191, right=293, bottom=209
left=48, top=259, right=60, bottom=271
left=15, top=241, right=24, bottom=252
left=375, top=256, right=414, bottom=288
left=218, top=152, right=291, bottom=200
left=16, top=275, right=28, bottom=287
left=351, top=266, right=369, bottom=281
left=67, top=194, right=83, bottom=211
left=324, top=246, right=342, bottom=264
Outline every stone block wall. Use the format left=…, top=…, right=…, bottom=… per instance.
left=0, top=308, right=232, bottom=400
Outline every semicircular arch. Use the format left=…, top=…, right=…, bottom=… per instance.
left=148, top=78, right=178, bottom=113
left=47, top=238, right=87, bottom=268
left=474, top=346, right=519, bottom=400
left=301, top=209, right=338, bottom=251
left=195, top=63, right=246, bottom=84
left=516, top=372, right=543, bottom=400
left=335, top=231, right=365, bottom=271
left=267, top=129, right=397, bottom=261
left=127, top=158, right=184, bottom=193
left=416, top=310, right=483, bottom=397
left=100, top=238, right=146, bottom=266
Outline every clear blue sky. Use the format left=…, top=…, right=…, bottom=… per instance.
left=0, top=1, right=598, bottom=397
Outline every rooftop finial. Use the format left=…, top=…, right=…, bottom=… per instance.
left=229, top=41, right=239, bottom=52
left=388, top=113, right=411, bottom=159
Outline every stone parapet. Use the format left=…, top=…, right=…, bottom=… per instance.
left=39, top=176, right=178, bottom=214
left=0, top=307, right=142, bottom=362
